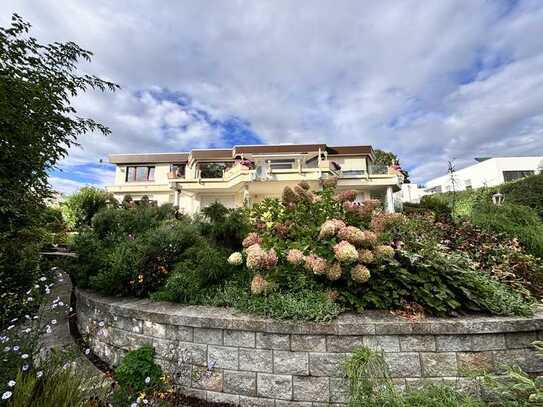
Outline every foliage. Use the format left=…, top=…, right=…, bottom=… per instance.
left=197, top=202, right=250, bottom=249
left=342, top=346, right=484, bottom=407
left=62, top=187, right=117, bottom=229
left=5, top=351, right=107, bottom=407
left=481, top=341, right=543, bottom=405
left=227, top=182, right=532, bottom=317
left=115, top=345, right=163, bottom=393
left=0, top=14, right=117, bottom=237
left=374, top=149, right=410, bottom=182
left=497, top=173, right=543, bottom=219
left=200, top=163, right=225, bottom=178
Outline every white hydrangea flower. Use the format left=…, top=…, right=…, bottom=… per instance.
left=8, top=380, right=15, bottom=387
left=2, top=391, right=12, bottom=400
left=21, top=354, right=29, bottom=359
left=36, top=371, right=43, bottom=379
left=144, top=376, right=151, bottom=384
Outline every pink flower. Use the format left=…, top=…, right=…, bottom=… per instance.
left=333, top=190, right=357, bottom=202
left=337, top=226, right=365, bottom=246
left=286, top=249, right=305, bottom=266
left=242, top=233, right=263, bottom=248
left=318, top=219, right=346, bottom=239
left=333, top=241, right=358, bottom=264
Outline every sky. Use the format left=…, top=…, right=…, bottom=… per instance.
left=2, top=0, right=543, bottom=193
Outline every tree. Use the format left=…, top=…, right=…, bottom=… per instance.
left=63, top=187, right=117, bottom=228
left=0, top=14, right=118, bottom=235
left=373, top=149, right=410, bottom=183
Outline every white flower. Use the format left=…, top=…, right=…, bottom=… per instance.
left=27, top=297, right=33, bottom=302
left=21, top=354, right=29, bottom=359
left=98, top=321, right=105, bottom=327
left=58, top=302, right=64, bottom=306
left=2, top=391, right=12, bottom=400
left=13, top=346, right=19, bottom=352
left=85, top=348, right=91, bottom=355
left=33, top=316, right=38, bottom=320
left=45, top=326, right=52, bottom=334
left=131, top=404, right=138, bottom=407
left=7, top=325, right=14, bottom=331
left=45, top=289, right=50, bottom=294
left=227, top=252, right=243, bottom=266
left=23, top=328, right=31, bottom=334
left=7, top=380, right=15, bottom=387
left=25, top=315, right=31, bottom=320
left=69, top=307, right=73, bottom=312
left=39, top=277, right=47, bottom=281
left=51, top=319, right=57, bottom=325
left=10, top=318, right=17, bottom=323
left=3, top=346, right=10, bottom=352
left=144, top=376, right=151, bottom=384
left=58, top=278, right=64, bottom=282
left=143, top=400, right=148, bottom=405
left=36, top=371, right=43, bottom=378
left=22, top=364, right=29, bottom=371
left=63, top=363, right=70, bottom=370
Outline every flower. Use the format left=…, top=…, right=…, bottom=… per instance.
left=360, top=230, right=378, bottom=248
left=326, top=263, right=342, bottom=281
left=321, top=177, right=338, bottom=188
left=304, top=255, right=328, bottom=275
left=337, top=226, right=365, bottom=246
left=242, top=233, right=263, bottom=248
left=144, top=376, right=151, bottom=384
left=358, top=249, right=375, bottom=264
left=2, top=391, right=12, bottom=400
left=318, top=219, right=346, bottom=239
left=85, top=348, right=91, bottom=355
left=246, top=245, right=277, bottom=270
left=51, top=319, right=57, bottom=325
left=21, top=354, right=29, bottom=359
left=286, top=249, right=305, bottom=265
left=351, top=265, right=371, bottom=283
left=36, top=371, right=43, bottom=379
left=63, top=363, right=70, bottom=370
left=333, top=241, right=359, bottom=264
left=297, top=181, right=310, bottom=190
left=262, top=249, right=278, bottom=269
left=281, top=186, right=299, bottom=205
left=7, top=325, right=14, bottom=331
left=22, top=364, right=29, bottom=371
left=375, top=245, right=395, bottom=259
left=13, top=346, right=20, bottom=352
left=227, top=252, right=243, bottom=266
left=333, top=190, right=357, bottom=202
left=250, top=274, right=271, bottom=295
left=326, top=289, right=340, bottom=301
left=8, top=380, right=15, bottom=387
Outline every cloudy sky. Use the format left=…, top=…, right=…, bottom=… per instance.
left=2, top=0, right=543, bottom=193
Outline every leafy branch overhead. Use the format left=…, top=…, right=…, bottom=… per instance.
left=0, top=13, right=118, bottom=232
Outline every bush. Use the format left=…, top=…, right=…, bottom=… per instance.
left=62, top=187, right=117, bottom=229
left=115, top=345, right=163, bottom=393
left=498, top=173, right=543, bottom=219
left=197, top=203, right=250, bottom=249
left=471, top=203, right=543, bottom=259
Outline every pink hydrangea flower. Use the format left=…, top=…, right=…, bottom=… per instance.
left=333, top=240, right=359, bottom=264
left=242, top=233, right=263, bottom=248
left=286, top=249, right=305, bottom=265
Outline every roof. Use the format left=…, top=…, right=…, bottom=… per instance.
left=109, top=152, right=189, bottom=164
left=109, top=144, right=375, bottom=164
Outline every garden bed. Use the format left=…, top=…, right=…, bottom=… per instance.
left=77, top=288, right=543, bottom=405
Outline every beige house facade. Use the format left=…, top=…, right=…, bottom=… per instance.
left=106, top=144, right=404, bottom=214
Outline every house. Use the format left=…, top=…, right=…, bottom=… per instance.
left=398, top=156, right=543, bottom=204
left=106, top=144, right=404, bottom=214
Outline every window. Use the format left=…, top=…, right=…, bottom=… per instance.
left=125, top=166, right=155, bottom=182
left=503, top=170, right=534, bottom=183
left=170, top=163, right=186, bottom=178
left=269, top=159, right=295, bottom=170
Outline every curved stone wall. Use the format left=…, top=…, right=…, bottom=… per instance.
left=76, top=289, right=543, bottom=406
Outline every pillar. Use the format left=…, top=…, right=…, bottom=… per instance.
left=385, top=186, right=394, bottom=213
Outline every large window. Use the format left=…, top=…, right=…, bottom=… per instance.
left=126, top=166, right=155, bottom=182
left=270, top=159, right=295, bottom=170
left=503, top=170, right=534, bottom=183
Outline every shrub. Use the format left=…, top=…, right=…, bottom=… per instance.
left=115, top=345, right=163, bottom=393
left=471, top=203, right=543, bottom=259
left=62, top=187, right=117, bottom=229
left=499, top=173, right=543, bottom=219
left=197, top=202, right=250, bottom=249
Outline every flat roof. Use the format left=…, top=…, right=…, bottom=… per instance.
left=109, top=152, right=189, bottom=164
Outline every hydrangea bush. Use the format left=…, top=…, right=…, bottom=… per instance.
left=228, top=180, right=533, bottom=316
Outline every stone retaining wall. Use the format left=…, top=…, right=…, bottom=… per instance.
left=76, top=289, right=543, bottom=406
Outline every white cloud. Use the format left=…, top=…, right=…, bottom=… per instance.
left=1, top=0, right=542, bottom=185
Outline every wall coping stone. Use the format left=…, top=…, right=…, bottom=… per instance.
left=76, top=289, right=543, bottom=336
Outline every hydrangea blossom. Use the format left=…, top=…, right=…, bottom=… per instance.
left=333, top=241, right=359, bottom=264
left=360, top=230, right=378, bottom=248
left=242, top=232, right=263, bottom=248
left=351, top=265, right=371, bottom=283
left=337, top=226, right=365, bottom=246
left=286, top=249, right=305, bottom=266
left=246, top=244, right=277, bottom=271
left=250, top=274, right=270, bottom=295
left=326, top=263, right=342, bottom=281
left=227, top=252, right=243, bottom=266
left=318, top=219, right=346, bottom=239
left=358, top=249, right=375, bottom=264
left=304, top=255, right=328, bottom=275
left=333, top=190, right=357, bottom=203
left=375, top=244, right=395, bottom=259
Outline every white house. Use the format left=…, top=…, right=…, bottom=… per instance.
left=398, top=156, right=543, bottom=204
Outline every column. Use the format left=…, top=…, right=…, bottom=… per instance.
left=385, top=186, right=394, bottom=213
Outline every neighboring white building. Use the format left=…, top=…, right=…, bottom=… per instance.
left=398, top=156, right=543, bottom=204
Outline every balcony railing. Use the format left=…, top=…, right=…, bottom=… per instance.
left=369, top=164, right=389, bottom=175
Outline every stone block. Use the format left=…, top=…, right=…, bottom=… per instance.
left=207, top=391, right=240, bottom=404
left=225, top=330, right=256, bottom=348
left=194, top=327, right=223, bottom=345
left=329, top=377, right=350, bottom=403
left=192, top=366, right=223, bottom=392
left=420, top=352, right=457, bottom=377
left=143, top=320, right=167, bottom=338
left=505, top=332, right=537, bottom=349
left=167, top=325, right=193, bottom=342
left=384, top=352, right=421, bottom=378
left=435, top=335, right=472, bottom=352
left=209, top=345, right=239, bottom=370
left=471, top=334, right=506, bottom=351
left=239, top=348, right=273, bottom=373
left=224, top=370, right=257, bottom=396
left=362, top=335, right=400, bottom=352
left=293, top=376, right=329, bottom=402
left=256, top=332, right=290, bottom=350
left=239, top=396, right=275, bottom=406
left=153, top=338, right=179, bottom=361
left=257, top=373, right=293, bottom=400
left=405, top=377, right=443, bottom=390
left=113, top=316, right=143, bottom=334
left=275, top=401, right=312, bottom=406
left=309, top=353, right=347, bottom=377
left=274, top=351, right=309, bottom=375
left=326, top=336, right=364, bottom=353
left=457, top=352, right=494, bottom=374
left=399, top=335, right=436, bottom=352
left=178, top=341, right=207, bottom=366
left=493, top=349, right=542, bottom=373
left=291, top=335, right=326, bottom=352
